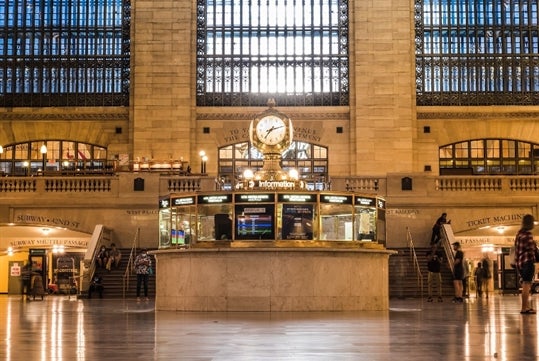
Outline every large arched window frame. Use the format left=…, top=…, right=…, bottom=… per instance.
left=218, top=141, right=329, bottom=190
left=439, top=139, right=539, bottom=175
left=0, top=0, right=130, bottom=107
left=196, top=0, right=349, bottom=106
left=415, top=0, right=539, bottom=105
left=0, top=140, right=110, bottom=176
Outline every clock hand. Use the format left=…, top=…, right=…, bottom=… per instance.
left=264, top=125, right=284, bottom=138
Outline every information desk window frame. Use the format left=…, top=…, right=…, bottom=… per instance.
left=354, top=196, right=378, bottom=242
left=234, top=193, right=276, bottom=240
left=159, top=192, right=386, bottom=247
left=277, top=193, right=317, bottom=241
left=319, top=194, right=354, bottom=241
left=197, top=194, right=234, bottom=241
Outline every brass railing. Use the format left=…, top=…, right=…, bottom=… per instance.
left=406, top=227, right=424, bottom=299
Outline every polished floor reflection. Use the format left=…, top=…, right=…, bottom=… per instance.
left=0, top=294, right=537, bottom=360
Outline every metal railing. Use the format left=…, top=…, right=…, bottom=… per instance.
left=406, top=227, right=424, bottom=298
left=82, top=225, right=112, bottom=294
left=440, top=223, right=455, bottom=272
left=123, top=228, right=140, bottom=299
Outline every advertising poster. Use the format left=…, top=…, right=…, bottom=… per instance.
left=281, top=204, right=314, bottom=240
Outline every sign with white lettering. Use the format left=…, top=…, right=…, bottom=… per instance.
left=234, top=193, right=275, bottom=203
left=173, top=197, right=196, bottom=206
left=320, top=194, right=353, bottom=205
left=198, top=194, right=233, bottom=204
left=278, top=194, right=316, bottom=202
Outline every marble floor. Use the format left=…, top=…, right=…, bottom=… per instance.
left=1, top=293, right=538, bottom=361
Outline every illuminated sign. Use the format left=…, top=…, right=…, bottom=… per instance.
left=159, top=197, right=170, bottom=208
left=355, top=197, right=375, bottom=206
left=234, top=193, right=275, bottom=203
left=278, top=194, right=316, bottom=202
left=173, top=197, right=195, bottom=206
left=256, top=180, right=297, bottom=189
left=198, top=194, right=232, bottom=204
left=320, top=194, right=353, bottom=204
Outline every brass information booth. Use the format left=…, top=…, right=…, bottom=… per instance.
left=158, top=192, right=386, bottom=247
left=152, top=103, right=394, bottom=312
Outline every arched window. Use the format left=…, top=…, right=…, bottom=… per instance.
left=0, top=0, right=130, bottom=107
left=439, top=139, right=539, bottom=175
left=218, top=141, right=328, bottom=190
left=0, top=140, right=110, bottom=176
left=416, top=0, right=539, bottom=105
left=196, top=0, right=349, bottom=106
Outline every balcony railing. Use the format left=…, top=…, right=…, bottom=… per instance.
left=1, top=174, right=539, bottom=198
left=436, top=176, right=539, bottom=192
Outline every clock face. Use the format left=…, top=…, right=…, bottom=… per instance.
left=255, top=116, right=287, bottom=146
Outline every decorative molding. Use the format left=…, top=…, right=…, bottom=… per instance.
left=197, top=112, right=349, bottom=121
left=0, top=112, right=129, bottom=121
left=417, top=112, right=539, bottom=120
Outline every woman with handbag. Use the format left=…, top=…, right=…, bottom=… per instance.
left=514, top=214, right=537, bottom=314
left=134, top=249, right=152, bottom=302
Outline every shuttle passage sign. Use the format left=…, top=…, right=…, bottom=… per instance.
left=281, top=204, right=313, bottom=240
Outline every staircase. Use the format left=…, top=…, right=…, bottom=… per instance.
left=389, top=247, right=455, bottom=299
left=85, top=249, right=156, bottom=299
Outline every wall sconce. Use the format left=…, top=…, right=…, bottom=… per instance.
left=0, top=145, right=3, bottom=175
left=40, top=143, right=47, bottom=173
left=199, top=150, right=208, bottom=174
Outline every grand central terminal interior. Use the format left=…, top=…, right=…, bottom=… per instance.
left=2, top=0, right=539, bottom=358
left=0, top=0, right=538, bottom=302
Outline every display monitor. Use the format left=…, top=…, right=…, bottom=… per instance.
left=235, top=204, right=275, bottom=240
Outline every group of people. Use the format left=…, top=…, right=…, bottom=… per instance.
left=96, top=243, right=122, bottom=271
left=427, top=212, right=539, bottom=315
left=90, top=245, right=153, bottom=301
left=426, top=213, right=492, bottom=303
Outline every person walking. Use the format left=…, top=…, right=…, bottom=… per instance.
left=474, top=262, right=484, bottom=298
left=426, top=247, right=443, bottom=302
left=452, top=241, right=465, bottom=303
left=514, top=214, right=537, bottom=314
left=134, top=249, right=152, bottom=302
left=21, top=263, right=32, bottom=300
left=430, top=213, right=450, bottom=246
left=481, top=256, right=492, bottom=299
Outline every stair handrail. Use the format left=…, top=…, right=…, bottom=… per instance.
left=82, top=225, right=112, bottom=295
left=406, top=227, right=424, bottom=298
left=122, top=228, right=140, bottom=299
left=440, top=223, right=455, bottom=272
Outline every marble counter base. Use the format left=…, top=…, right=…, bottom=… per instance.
left=153, top=248, right=394, bottom=312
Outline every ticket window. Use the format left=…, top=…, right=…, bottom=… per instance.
left=319, top=204, right=354, bottom=241
left=197, top=204, right=233, bottom=241
left=159, top=207, right=172, bottom=248
left=355, top=207, right=376, bottom=241
left=171, top=206, right=196, bottom=246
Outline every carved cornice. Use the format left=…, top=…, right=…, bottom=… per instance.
left=197, top=112, right=349, bottom=121
left=418, top=112, right=539, bottom=120
left=0, top=112, right=129, bottom=121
